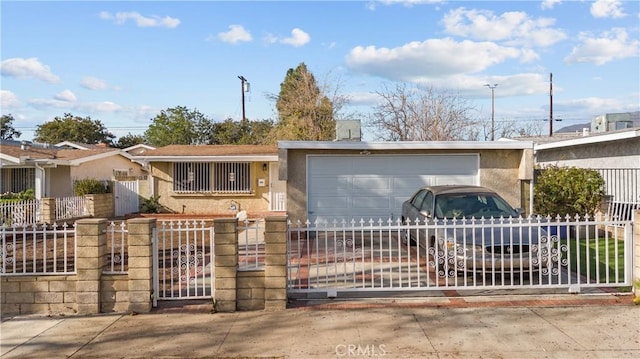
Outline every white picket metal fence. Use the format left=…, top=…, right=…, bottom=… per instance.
left=0, top=222, right=76, bottom=275
left=596, top=168, right=639, bottom=222
left=55, top=196, right=88, bottom=221
left=287, top=215, right=634, bottom=296
left=0, top=199, right=40, bottom=226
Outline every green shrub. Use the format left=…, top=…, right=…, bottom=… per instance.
left=534, top=165, right=605, bottom=218
left=73, top=179, right=111, bottom=196
left=0, top=189, right=35, bottom=201
left=140, top=195, right=162, bottom=213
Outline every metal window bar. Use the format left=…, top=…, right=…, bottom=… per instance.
left=1, top=222, right=75, bottom=275
left=0, top=168, right=35, bottom=194
left=173, top=162, right=211, bottom=193
left=213, top=162, right=251, bottom=194
left=104, top=221, right=128, bottom=274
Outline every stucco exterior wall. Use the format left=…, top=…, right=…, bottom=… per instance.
left=48, top=166, right=73, bottom=197
left=536, top=137, right=640, bottom=169
left=150, top=161, right=272, bottom=215
left=283, top=148, right=531, bottom=221
left=70, top=156, right=146, bottom=182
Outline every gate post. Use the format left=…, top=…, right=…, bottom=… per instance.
left=127, top=218, right=156, bottom=313
left=213, top=218, right=238, bottom=312
left=264, top=216, right=288, bottom=311
left=75, top=218, right=107, bottom=315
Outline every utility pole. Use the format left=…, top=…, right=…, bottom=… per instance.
left=238, top=75, right=249, bottom=122
left=485, top=83, right=498, bottom=141
left=549, top=72, right=553, bottom=137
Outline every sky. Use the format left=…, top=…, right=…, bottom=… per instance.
left=1, top=0, right=639, bottom=142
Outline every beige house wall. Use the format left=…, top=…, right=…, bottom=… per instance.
left=150, top=161, right=273, bottom=215
left=48, top=166, right=73, bottom=197
left=69, top=156, right=146, bottom=182
left=536, top=137, right=640, bottom=169
left=284, top=148, right=532, bottom=221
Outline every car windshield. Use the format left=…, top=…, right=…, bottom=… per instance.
left=434, top=193, right=517, bottom=219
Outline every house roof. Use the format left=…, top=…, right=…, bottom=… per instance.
left=534, top=128, right=640, bottom=151
left=137, top=144, right=279, bottom=162
left=54, top=141, right=108, bottom=150
left=0, top=143, right=134, bottom=166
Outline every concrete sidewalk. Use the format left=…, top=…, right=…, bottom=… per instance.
left=1, top=296, right=639, bottom=359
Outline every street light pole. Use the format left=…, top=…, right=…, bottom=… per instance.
left=238, top=75, right=248, bottom=122
left=485, top=83, right=498, bottom=141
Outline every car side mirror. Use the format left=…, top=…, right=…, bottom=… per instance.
left=419, top=210, right=432, bottom=218
left=514, top=208, right=525, bottom=216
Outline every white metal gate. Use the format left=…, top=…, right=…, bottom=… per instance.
left=152, top=220, right=214, bottom=305
left=287, top=216, right=634, bottom=298
left=114, top=180, right=139, bottom=217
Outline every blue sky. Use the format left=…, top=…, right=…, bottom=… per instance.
left=2, top=0, right=639, bottom=141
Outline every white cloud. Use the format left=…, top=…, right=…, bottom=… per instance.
left=591, top=0, right=626, bottom=19
left=217, top=25, right=252, bottom=44
left=81, top=76, right=108, bottom=90
left=0, top=57, right=60, bottom=83
left=564, top=28, right=639, bottom=65
left=442, top=8, right=567, bottom=47
left=345, top=38, right=524, bottom=81
left=99, top=11, right=180, bottom=28
left=541, top=0, right=562, bottom=10
left=265, top=28, right=311, bottom=47
left=54, top=90, right=77, bottom=102
left=280, top=28, right=311, bottom=47
left=1, top=90, right=20, bottom=108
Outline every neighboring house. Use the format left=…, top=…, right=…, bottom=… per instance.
left=277, top=140, right=535, bottom=222
left=133, top=144, right=283, bottom=215
left=533, top=128, right=640, bottom=218
left=0, top=141, right=147, bottom=202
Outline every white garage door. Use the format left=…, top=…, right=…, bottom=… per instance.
left=307, top=154, right=479, bottom=222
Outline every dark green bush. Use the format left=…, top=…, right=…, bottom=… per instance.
left=140, top=195, right=162, bottom=213
left=534, top=165, right=605, bottom=218
left=73, top=179, right=111, bottom=196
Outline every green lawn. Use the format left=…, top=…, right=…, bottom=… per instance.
left=563, top=237, right=626, bottom=283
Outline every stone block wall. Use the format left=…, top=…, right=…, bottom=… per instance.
left=0, top=276, right=77, bottom=315
left=85, top=193, right=114, bottom=218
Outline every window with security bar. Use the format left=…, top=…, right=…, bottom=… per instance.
left=0, top=168, right=35, bottom=193
left=173, top=162, right=211, bottom=193
left=213, top=162, right=251, bottom=193
left=173, top=162, right=252, bottom=194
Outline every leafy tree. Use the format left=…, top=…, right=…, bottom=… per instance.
left=270, top=63, right=335, bottom=141
left=115, top=133, right=146, bottom=149
left=34, top=113, right=115, bottom=145
left=534, top=165, right=605, bottom=218
left=144, top=106, right=214, bottom=146
left=1, top=114, right=22, bottom=140
left=212, top=118, right=274, bottom=145
left=368, top=83, right=478, bottom=141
